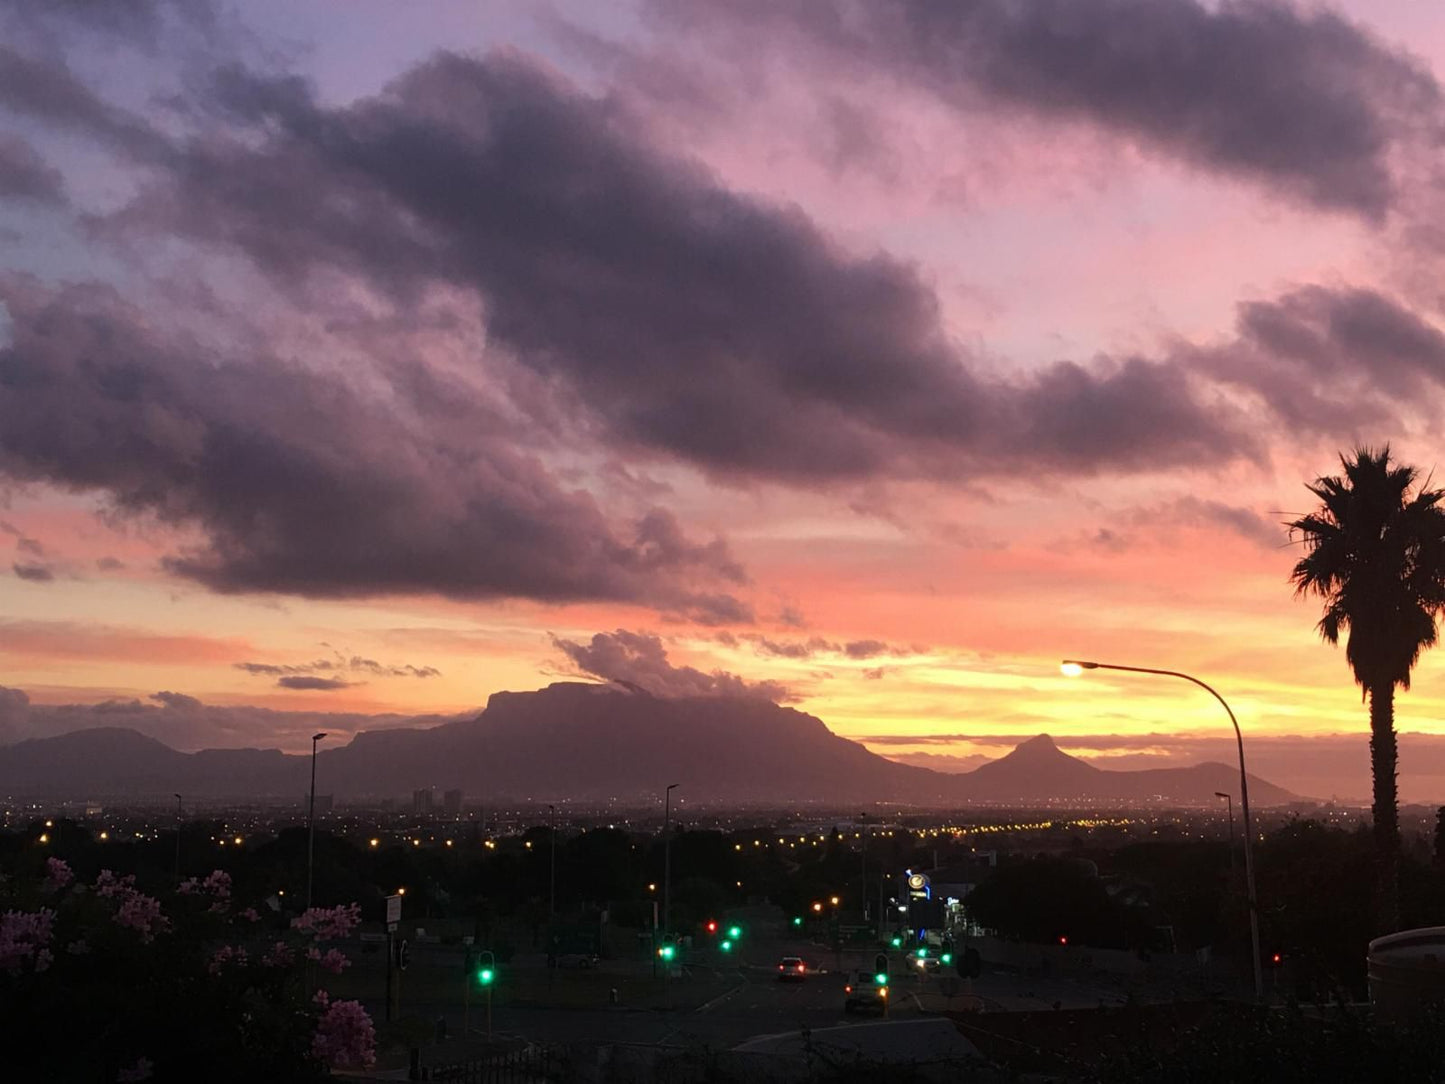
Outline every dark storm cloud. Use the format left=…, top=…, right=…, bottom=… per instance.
left=552, top=629, right=793, bottom=702
left=655, top=0, right=1440, bottom=220
left=0, top=133, right=65, bottom=203
left=105, top=52, right=1256, bottom=483
left=276, top=675, right=354, bottom=691
left=0, top=45, right=170, bottom=160
left=1202, top=285, right=1445, bottom=433
left=0, top=276, right=748, bottom=612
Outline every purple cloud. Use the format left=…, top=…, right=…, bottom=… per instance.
left=552, top=628, right=792, bottom=702
left=0, top=276, right=748, bottom=612
left=656, top=0, right=1441, bottom=220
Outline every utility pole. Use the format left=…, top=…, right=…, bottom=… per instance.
left=307, top=732, right=327, bottom=910
left=174, top=794, right=183, bottom=882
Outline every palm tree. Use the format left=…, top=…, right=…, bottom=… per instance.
left=1290, top=446, right=1445, bottom=933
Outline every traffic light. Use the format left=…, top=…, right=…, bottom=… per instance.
left=916, top=946, right=928, bottom=958
left=658, top=942, right=676, bottom=961
left=874, top=972, right=888, bottom=986
left=727, top=925, right=742, bottom=939
left=477, top=966, right=495, bottom=986
left=791, top=916, right=803, bottom=928
left=705, top=920, right=718, bottom=934
left=940, top=951, right=953, bottom=965
left=719, top=940, right=733, bottom=952
left=890, top=935, right=902, bottom=949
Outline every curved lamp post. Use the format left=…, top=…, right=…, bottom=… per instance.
left=307, top=732, right=327, bottom=910
left=1062, top=659, right=1263, bottom=1001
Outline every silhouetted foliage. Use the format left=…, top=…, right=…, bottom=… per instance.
left=1290, top=446, right=1445, bottom=933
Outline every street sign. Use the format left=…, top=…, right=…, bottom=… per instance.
left=385, top=894, right=402, bottom=925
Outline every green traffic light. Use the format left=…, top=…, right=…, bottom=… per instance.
left=941, top=953, right=953, bottom=964
left=874, top=972, right=888, bottom=986
left=791, top=916, right=803, bottom=927
left=720, top=940, right=733, bottom=952
left=658, top=944, right=676, bottom=961
left=727, top=925, right=742, bottom=939
left=917, top=947, right=928, bottom=958
left=890, top=936, right=902, bottom=948
left=477, top=967, right=495, bottom=985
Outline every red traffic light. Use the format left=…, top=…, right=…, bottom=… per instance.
left=1058, top=936, right=1068, bottom=946
left=705, top=920, right=718, bottom=933
left=1271, top=953, right=1282, bottom=965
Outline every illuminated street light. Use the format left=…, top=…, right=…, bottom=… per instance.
left=1062, top=658, right=1262, bottom=1001
left=307, top=732, right=327, bottom=910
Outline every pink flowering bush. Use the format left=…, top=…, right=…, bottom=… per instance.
left=206, top=943, right=248, bottom=975
left=0, top=908, right=54, bottom=974
left=115, top=1056, right=154, bottom=1082
left=306, top=946, right=351, bottom=974
left=290, top=902, right=362, bottom=940
left=3, top=854, right=374, bottom=1080
left=311, top=991, right=376, bottom=1069
left=43, top=858, right=74, bottom=893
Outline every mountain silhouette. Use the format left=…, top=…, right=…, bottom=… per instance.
left=0, top=683, right=1300, bottom=805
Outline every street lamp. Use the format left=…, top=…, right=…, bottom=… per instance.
left=307, top=732, right=327, bottom=910
left=1215, top=791, right=1237, bottom=879
left=1062, top=659, right=1263, bottom=1001
left=663, top=783, right=680, bottom=944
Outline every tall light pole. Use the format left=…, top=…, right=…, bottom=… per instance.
left=548, top=804, right=557, bottom=961
left=307, top=732, right=327, bottom=910
left=1215, top=791, right=1237, bottom=879
left=174, top=793, right=183, bottom=882
left=663, top=783, right=679, bottom=945
left=1063, top=659, right=1263, bottom=1001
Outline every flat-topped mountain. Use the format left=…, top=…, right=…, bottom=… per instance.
left=0, top=684, right=1299, bottom=805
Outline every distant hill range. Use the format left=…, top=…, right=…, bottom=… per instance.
left=0, top=682, right=1300, bottom=805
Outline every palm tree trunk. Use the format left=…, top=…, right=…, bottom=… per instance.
left=1370, top=681, right=1401, bottom=933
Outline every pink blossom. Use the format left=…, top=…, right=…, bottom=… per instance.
left=0, top=908, right=55, bottom=974
left=200, top=870, right=232, bottom=899
left=113, top=893, right=169, bottom=943
left=305, top=947, right=351, bottom=975
left=95, top=870, right=137, bottom=898
left=262, top=941, right=294, bottom=968
left=43, top=857, right=74, bottom=893
left=291, top=902, right=362, bottom=941
left=116, top=1057, right=154, bottom=1082
left=207, top=944, right=248, bottom=975
left=311, top=997, right=376, bottom=1069
left=177, top=878, right=199, bottom=895
left=238, top=907, right=260, bottom=923
left=66, top=939, right=90, bottom=956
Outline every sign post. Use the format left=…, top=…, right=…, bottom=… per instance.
left=384, top=894, right=401, bottom=1022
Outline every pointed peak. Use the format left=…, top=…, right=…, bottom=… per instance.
left=1018, top=734, right=1059, bottom=751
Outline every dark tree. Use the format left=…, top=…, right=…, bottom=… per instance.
left=1289, top=446, right=1445, bottom=933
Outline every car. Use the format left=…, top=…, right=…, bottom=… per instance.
left=907, top=950, right=941, bottom=973
left=777, top=956, right=807, bottom=981
left=555, top=952, right=600, bottom=969
left=842, top=969, right=890, bottom=1013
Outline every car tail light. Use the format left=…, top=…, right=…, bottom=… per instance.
left=778, top=963, right=784, bottom=970
left=797, top=963, right=805, bottom=972
left=845, top=984, right=852, bottom=993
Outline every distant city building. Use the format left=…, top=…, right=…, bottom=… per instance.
left=315, top=794, right=334, bottom=814
left=443, top=789, right=463, bottom=816
left=412, top=789, right=434, bottom=814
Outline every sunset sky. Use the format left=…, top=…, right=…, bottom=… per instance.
left=9, top=0, right=1445, bottom=801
